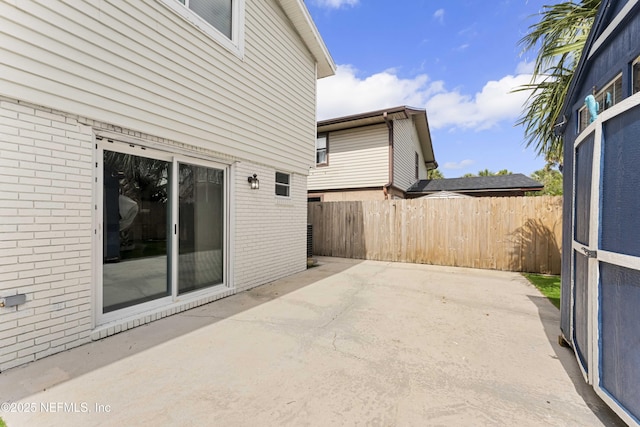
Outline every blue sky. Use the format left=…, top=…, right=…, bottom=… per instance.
left=307, top=0, right=550, bottom=177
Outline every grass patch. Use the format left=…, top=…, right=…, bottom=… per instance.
left=0, top=416, right=6, bottom=427
left=523, top=273, right=561, bottom=309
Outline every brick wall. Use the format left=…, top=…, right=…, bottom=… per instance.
left=0, top=97, right=310, bottom=371
left=234, top=162, right=308, bottom=291
left=0, top=97, right=94, bottom=372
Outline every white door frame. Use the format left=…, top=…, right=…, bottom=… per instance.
left=591, top=97, right=640, bottom=427
left=570, top=123, right=599, bottom=384
left=571, top=95, right=640, bottom=427
left=93, top=136, right=232, bottom=327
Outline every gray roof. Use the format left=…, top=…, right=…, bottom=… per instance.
left=407, top=174, right=543, bottom=193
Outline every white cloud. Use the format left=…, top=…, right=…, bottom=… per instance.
left=443, top=159, right=475, bottom=170
left=317, top=63, right=539, bottom=131
left=425, top=73, right=534, bottom=130
left=433, top=8, right=445, bottom=23
left=317, top=65, right=443, bottom=120
left=314, top=0, right=358, bottom=8
left=516, top=60, right=535, bottom=74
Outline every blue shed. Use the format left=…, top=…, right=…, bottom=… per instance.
left=559, top=1, right=640, bottom=424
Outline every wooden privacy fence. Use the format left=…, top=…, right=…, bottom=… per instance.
left=308, top=196, right=563, bottom=274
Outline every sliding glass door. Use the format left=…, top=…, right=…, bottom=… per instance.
left=178, top=163, right=224, bottom=294
left=102, top=150, right=171, bottom=313
left=99, top=143, right=226, bottom=320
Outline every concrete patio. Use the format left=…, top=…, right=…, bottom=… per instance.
left=0, top=257, right=624, bottom=426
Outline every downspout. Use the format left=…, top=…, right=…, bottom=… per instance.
left=383, top=112, right=394, bottom=199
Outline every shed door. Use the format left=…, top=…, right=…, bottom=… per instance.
left=572, top=101, right=640, bottom=426
left=595, top=104, right=640, bottom=425
left=571, top=129, right=596, bottom=382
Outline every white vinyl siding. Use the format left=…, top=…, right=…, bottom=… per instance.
left=393, top=118, right=426, bottom=191
left=0, top=0, right=317, bottom=176
left=308, top=124, right=389, bottom=190
left=0, top=97, right=311, bottom=370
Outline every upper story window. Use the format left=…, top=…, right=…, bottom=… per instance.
left=578, top=106, right=590, bottom=134
left=577, top=74, right=622, bottom=134
left=178, top=0, right=232, bottom=39
left=415, top=152, right=419, bottom=180
left=596, top=74, right=623, bottom=111
left=275, top=172, right=290, bottom=197
left=316, top=135, right=328, bottom=166
left=163, top=0, right=244, bottom=55
left=633, top=55, right=640, bottom=95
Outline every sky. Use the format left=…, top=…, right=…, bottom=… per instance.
left=306, top=0, right=550, bottom=177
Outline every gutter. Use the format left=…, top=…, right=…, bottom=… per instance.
left=425, top=160, right=438, bottom=170
left=382, top=111, right=395, bottom=200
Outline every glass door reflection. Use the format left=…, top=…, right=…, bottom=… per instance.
left=178, top=163, right=224, bottom=294
left=102, top=150, right=171, bottom=313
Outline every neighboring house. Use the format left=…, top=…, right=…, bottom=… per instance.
left=558, top=0, right=640, bottom=424
left=308, top=106, right=438, bottom=201
left=406, top=174, right=543, bottom=198
left=0, top=0, right=334, bottom=371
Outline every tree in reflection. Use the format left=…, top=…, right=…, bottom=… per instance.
left=104, top=151, right=171, bottom=256
left=104, top=151, right=169, bottom=204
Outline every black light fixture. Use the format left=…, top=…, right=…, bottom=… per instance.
left=248, top=174, right=259, bottom=189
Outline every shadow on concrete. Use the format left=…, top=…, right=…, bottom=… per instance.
left=0, top=258, right=364, bottom=403
left=527, top=294, right=626, bottom=426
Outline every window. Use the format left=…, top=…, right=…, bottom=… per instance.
left=163, top=0, right=244, bottom=54
left=595, top=74, right=622, bottom=111
left=578, top=106, right=590, bottom=134
left=316, top=135, right=328, bottom=166
left=633, top=56, right=640, bottom=95
left=177, top=0, right=232, bottom=38
left=577, top=74, right=622, bottom=133
left=415, top=152, right=419, bottom=180
left=275, top=172, right=290, bottom=197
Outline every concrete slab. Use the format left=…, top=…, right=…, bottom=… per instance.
left=0, top=257, right=624, bottom=426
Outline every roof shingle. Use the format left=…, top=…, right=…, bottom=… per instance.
left=407, top=174, right=543, bottom=194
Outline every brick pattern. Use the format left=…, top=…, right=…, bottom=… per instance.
left=0, top=97, right=310, bottom=371
left=234, top=162, right=308, bottom=291
left=90, top=287, right=236, bottom=341
left=0, top=97, right=94, bottom=372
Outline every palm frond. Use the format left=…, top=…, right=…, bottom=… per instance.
left=514, top=0, right=601, bottom=165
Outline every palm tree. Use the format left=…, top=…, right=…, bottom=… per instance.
left=464, top=169, right=512, bottom=177
left=496, top=169, right=513, bottom=176
left=529, top=167, right=563, bottom=196
left=427, top=169, right=445, bottom=179
left=515, top=0, right=601, bottom=168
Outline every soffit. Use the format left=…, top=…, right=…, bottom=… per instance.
left=278, top=0, right=336, bottom=79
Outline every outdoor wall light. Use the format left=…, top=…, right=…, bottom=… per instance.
left=248, top=174, right=259, bottom=189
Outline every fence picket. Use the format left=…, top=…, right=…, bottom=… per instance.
left=308, top=196, right=562, bottom=274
